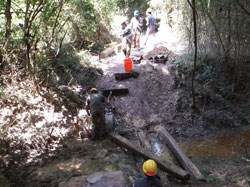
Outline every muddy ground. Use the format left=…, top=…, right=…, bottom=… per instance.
left=0, top=33, right=250, bottom=187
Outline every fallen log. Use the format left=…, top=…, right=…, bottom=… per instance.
left=106, top=42, right=119, bottom=48
left=101, top=88, right=129, bottom=97
left=100, top=47, right=115, bottom=58
left=138, top=131, right=151, bottom=151
left=155, top=126, right=205, bottom=181
left=110, top=133, right=190, bottom=181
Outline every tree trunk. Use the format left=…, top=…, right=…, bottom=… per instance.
left=191, top=0, right=197, bottom=113
left=187, top=0, right=198, bottom=113
left=3, top=0, right=12, bottom=64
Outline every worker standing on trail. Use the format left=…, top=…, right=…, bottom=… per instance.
left=86, top=88, right=107, bottom=140
left=130, top=10, right=143, bottom=49
left=120, top=21, right=134, bottom=57
left=144, top=8, right=156, bottom=46
left=133, top=159, right=162, bottom=187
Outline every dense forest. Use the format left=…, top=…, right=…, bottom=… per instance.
left=1, top=0, right=249, bottom=96
left=0, top=0, right=250, bottom=186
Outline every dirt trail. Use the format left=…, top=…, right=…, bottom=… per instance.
left=94, top=44, right=180, bottom=136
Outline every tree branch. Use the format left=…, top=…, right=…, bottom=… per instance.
left=236, top=0, right=250, bottom=17
left=186, top=0, right=193, bottom=9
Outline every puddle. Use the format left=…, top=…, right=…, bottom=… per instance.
left=180, top=129, right=250, bottom=160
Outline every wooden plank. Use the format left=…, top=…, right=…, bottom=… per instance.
left=101, top=88, right=129, bottom=97
left=114, top=72, right=139, bottom=80
left=110, top=133, right=190, bottom=181
left=155, top=126, right=205, bottom=181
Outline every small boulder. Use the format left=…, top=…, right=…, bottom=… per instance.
left=59, top=171, right=126, bottom=187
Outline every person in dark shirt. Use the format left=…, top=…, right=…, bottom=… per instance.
left=133, top=159, right=162, bottom=187
left=144, top=8, right=156, bottom=46
left=86, top=87, right=106, bottom=140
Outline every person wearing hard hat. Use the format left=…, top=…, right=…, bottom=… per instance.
left=86, top=87, right=107, bottom=140
left=120, top=21, right=134, bottom=57
left=144, top=8, right=156, bottom=46
left=133, top=159, right=162, bottom=187
left=130, top=10, right=143, bottom=49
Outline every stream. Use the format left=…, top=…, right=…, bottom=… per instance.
left=180, top=127, right=250, bottom=160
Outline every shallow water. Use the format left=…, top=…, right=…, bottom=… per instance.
left=180, top=128, right=250, bottom=160
left=151, top=140, right=178, bottom=164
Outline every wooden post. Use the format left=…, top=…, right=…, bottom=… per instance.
left=155, top=126, right=205, bottom=181
left=110, top=133, right=190, bottom=181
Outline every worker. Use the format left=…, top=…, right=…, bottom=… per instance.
left=86, top=87, right=106, bottom=140
left=133, top=159, right=162, bottom=187
left=120, top=21, right=134, bottom=57
left=144, top=8, right=156, bottom=46
left=130, top=10, right=143, bottom=49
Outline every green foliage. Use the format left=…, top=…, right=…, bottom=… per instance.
left=69, top=0, right=98, bottom=43
left=117, top=0, right=150, bottom=18
left=195, top=64, right=214, bottom=83
left=50, top=44, right=102, bottom=86
left=68, top=0, right=119, bottom=51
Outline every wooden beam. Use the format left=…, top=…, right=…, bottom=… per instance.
left=110, top=133, right=190, bottom=181
left=155, top=126, right=205, bottom=181
left=114, top=71, right=139, bottom=80
left=101, top=88, right=129, bottom=97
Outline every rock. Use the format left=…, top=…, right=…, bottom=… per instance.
left=95, top=149, right=108, bottom=159
left=105, top=112, right=114, bottom=133
left=84, top=171, right=125, bottom=187
left=87, top=172, right=104, bottom=184
left=59, top=171, right=126, bottom=187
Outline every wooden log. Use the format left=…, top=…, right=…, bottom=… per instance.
left=110, top=133, right=190, bottom=181
left=58, top=85, right=84, bottom=105
left=138, top=131, right=151, bottom=150
left=101, top=88, right=129, bottom=97
left=100, top=47, right=115, bottom=58
left=106, top=42, right=119, bottom=48
left=155, top=126, right=205, bottom=181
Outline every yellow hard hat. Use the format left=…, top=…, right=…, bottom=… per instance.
left=90, top=87, right=98, bottom=94
left=142, top=159, right=157, bottom=176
